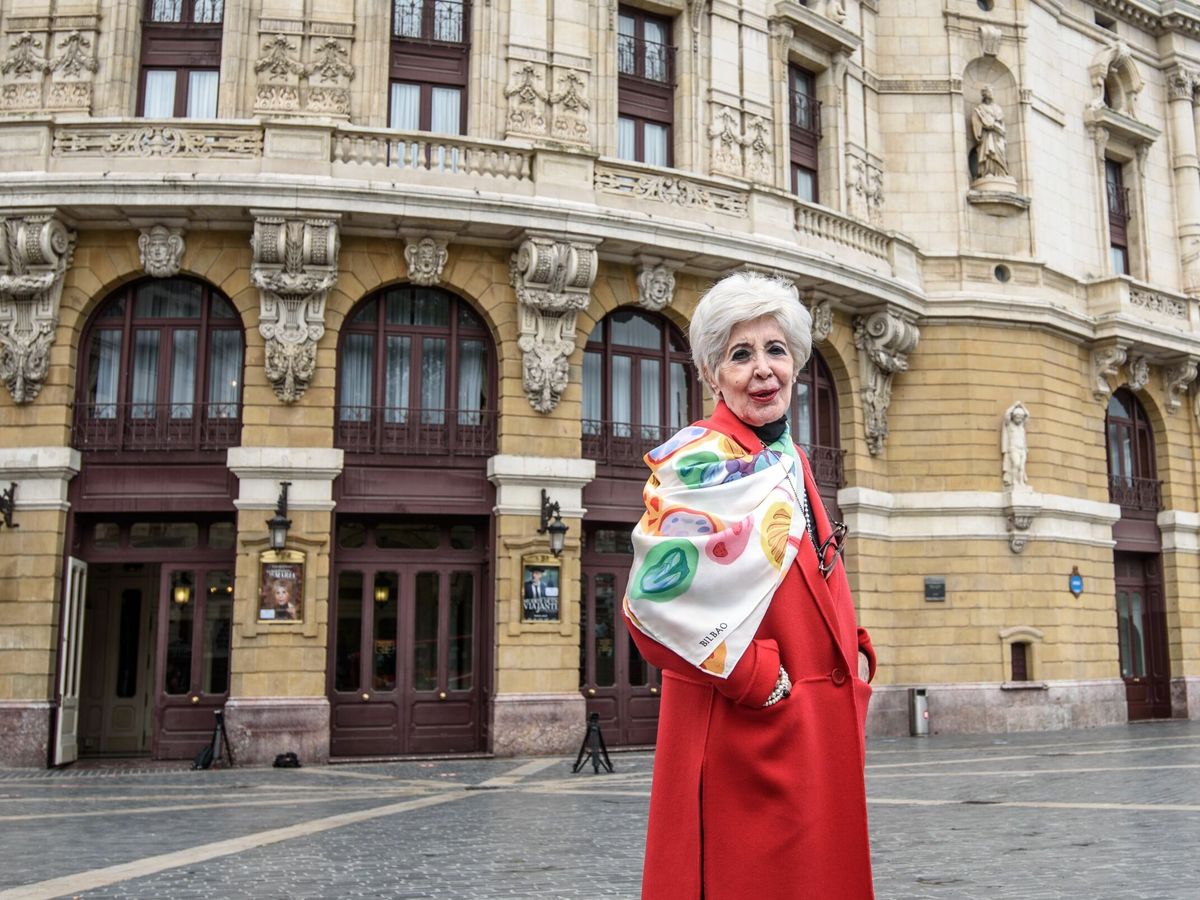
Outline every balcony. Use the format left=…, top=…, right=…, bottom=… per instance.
left=1108, top=475, right=1162, bottom=512
left=72, top=402, right=239, bottom=452
left=617, top=35, right=675, bottom=86
left=790, top=91, right=822, bottom=140
left=336, top=406, right=496, bottom=459
left=392, top=0, right=466, bottom=44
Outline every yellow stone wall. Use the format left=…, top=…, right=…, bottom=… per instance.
left=0, top=509, right=68, bottom=700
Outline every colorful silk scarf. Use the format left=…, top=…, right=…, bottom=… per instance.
left=624, top=424, right=808, bottom=678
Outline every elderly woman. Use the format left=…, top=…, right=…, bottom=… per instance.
left=624, top=272, right=877, bottom=900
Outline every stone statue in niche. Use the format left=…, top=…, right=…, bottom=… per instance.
left=1000, top=401, right=1030, bottom=489
left=971, top=86, right=1009, bottom=180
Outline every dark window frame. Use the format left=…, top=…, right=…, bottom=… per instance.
left=73, top=277, right=244, bottom=454
left=138, top=1, right=223, bottom=117
left=389, top=0, right=470, bottom=135
left=582, top=308, right=699, bottom=468
left=789, top=64, right=821, bottom=201
left=617, top=6, right=675, bottom=166
left=335, top=285, right=497, bottom=459
left=1010, top=641, right=1029, bottom=682
left=1105, top=387, right=1161, bottom=512
left=1106, top=159, right=1130, bottom=275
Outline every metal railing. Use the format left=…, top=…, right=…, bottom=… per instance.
left=336, top=406, right=496, bottom=457
left=72, top=402, right=240, bottom=452
left=392, top=0, right=466, bottom=43
left=1108, top=474, right=1162, bottom=512
left=1107, top=182, right=1130, bottom=223
left=617, top=34, right=675, bottom=85
left=790, top=91, right=822, bottom=140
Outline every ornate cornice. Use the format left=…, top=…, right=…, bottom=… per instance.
left=510, top=234, right=600, bottom=414
left=852, top=307, right=919, bottom=456
left=250, top=212, right=340, bottom=404
left=0, top=211, right=75, bottom=404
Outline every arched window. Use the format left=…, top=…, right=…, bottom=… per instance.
left=1105, top=388, right=1159, bottom=511
left=790, top=348, right=843, bottom=500
left=582, top=308, right=699, bottom=466
left=74, top=278, right=243, bottom=451
left=336, top=285, right=494, bottom=457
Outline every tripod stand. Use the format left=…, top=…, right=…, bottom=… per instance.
left=192, top=709, right=235, bottom=770
left=572, top=712, right=614, bottom=774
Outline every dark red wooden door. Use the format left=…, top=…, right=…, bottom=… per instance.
left=580, top=530, right=660, bottom=746
left=330, top=560, right=482, bottom=756
left=153, top=565, right=233, bottom=759
left=1113, top=551, right=1171, bottom=720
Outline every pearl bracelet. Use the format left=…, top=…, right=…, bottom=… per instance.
left=761, top=664, right=792, bottom=707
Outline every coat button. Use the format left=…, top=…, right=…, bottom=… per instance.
left=831, top=668, right=847, bottom=686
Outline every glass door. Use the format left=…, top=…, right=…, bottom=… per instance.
left=153, top=566, right=233, bottom=758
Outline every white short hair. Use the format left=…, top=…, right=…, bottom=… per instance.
left=689, top=272, right=813, bottom=384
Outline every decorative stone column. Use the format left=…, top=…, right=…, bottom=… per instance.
left=853, top=308, right=919, bottom=456
left=509, top=233, right=600, bottom=414
left=250, top=212, right=340, bottom=404
left=0, top=212, right=76, bottom=404
left=1168, top=67, right=1200, bottom=295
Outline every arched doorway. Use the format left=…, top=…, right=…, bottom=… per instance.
left=329, top=285, right=495, bottom=756
left=66, top=277, right=244, bottom=761
left=580, top=307, right=700, bottom=745
left=1105, top=388, right=1170, bottom=720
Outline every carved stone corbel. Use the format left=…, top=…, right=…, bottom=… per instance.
left=806, top=292, right=833, bottom=344
left=0, top=212, right=76, bottom=404
left=1004, top=490, right=1042, bottom=554
left=510, top=234, right=600, bottom=413
left=1163, top=357, right=1198, bottom=413
left=1126, top=355, right=1150, bottom=392
left=853, top=308, right=919, bottom=456
left=402, top=234, right=449, bottom=287
left=138, top=225, right=186, bottom=278
left=1091, top=344, right=1127, bottom=401
left=251, top=213, right=340, bottom=403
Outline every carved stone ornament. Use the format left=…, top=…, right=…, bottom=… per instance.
left=1088, top=41, right=1142, bottom=117
left=853, top=308, right=920, bottom=456
left=1126, top=355, right=1150, bottom=392
left=1003, top=489, right=1042, bottom=555
left=743, top=116, right=773, bottom=183
left=255, top=34, right=305, bottom=114
left=138, top=225, right=186, bottom=279
left=549, top=70, right=590, bottom=144
left=979, top=24, right=1002, bottom=57
left=505, top=62, right=548, bottom=138
left=1, top=33, right=49, bottom=79
left=809, top=296, right=834, bottom=344
left=709, top=105, right=744, bottom=178
left=1167, top=66, right=1197, bottom=102
left=1163, top=358, right=1198, bottom=413
left=403, top=236, right=449, bottom=287
left=1091, top=344, right=1127, bottom=400
left=0, top=213, right=76, bottom=404
left=251, top=214, right=340, bottom=403
left=636, top=258, right=678, bottom=312
left=510, top=234, right=600, bottom=413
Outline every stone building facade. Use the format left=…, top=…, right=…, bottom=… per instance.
left=1, top=0, right=1199, bottom=766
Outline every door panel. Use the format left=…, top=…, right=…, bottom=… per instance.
left=154, top=565, right=233, bottom=758
left=53, top=558, right=88, bottom=766
left=330, top=562, right=483, bottom=756
left=580, top=556, right=660, bottom=746
left=1114, top=551, right=1171, bottom=720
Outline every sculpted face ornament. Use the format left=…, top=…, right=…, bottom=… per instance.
left=637, top=262, right=676, bottom=311
left=138, top=225, right=186, bottom=278
left=404, top=236, right=449, bottom=287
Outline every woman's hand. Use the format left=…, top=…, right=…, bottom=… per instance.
left=858, top=651, right=871, bottom=682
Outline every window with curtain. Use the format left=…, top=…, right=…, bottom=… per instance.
left=583, top=308, right=696, bottom=466
left=1105, top=388, right=1159, bottom=511
left=789, top=65, right=821, bottom=203
left=139, top=1, right=223, bottom=117
left=789, top=348, right=843, bottom=510
left=76, top=278, right=243, bottom=451
left=336, top=286, right=494, bottom=456
left=390, top=1, right=470, bottom=140
left=617, top=6, right=675, bottom=166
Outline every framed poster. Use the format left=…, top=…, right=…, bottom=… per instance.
left=521, top=556, right=561, bottom=622
left=259, top=549, right=305, bottom=622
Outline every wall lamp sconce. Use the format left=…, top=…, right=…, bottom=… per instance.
left=538, top=488, right=568, bottom=557
left=266, top=481, right=292, bottom=552
left=0, top=483, right=16, bottom=529
left=374, top=584, right=391, bottom=604
left=173, top=584, right=192, bottom=606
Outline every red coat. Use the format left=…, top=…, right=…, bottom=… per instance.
left=626, top=402, right=877, bottom=900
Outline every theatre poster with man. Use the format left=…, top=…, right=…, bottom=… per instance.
left=521, top=556, right=560, bottom=622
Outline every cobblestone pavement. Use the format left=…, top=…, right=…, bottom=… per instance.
left=1, top=721, right=1197, bottom=899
